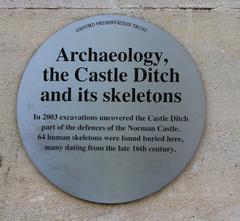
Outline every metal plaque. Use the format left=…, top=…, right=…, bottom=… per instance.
left=17, top=15, right=205, bottom=203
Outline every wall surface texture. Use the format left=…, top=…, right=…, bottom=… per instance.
left=0, top=1, right=240, bottom=221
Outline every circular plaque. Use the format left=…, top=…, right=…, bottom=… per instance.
left=17, top=15, right=205, bottom=203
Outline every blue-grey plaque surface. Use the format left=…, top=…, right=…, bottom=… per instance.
left=17, top=15, right=205, bottom=203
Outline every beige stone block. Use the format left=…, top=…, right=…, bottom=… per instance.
left=0, top=0, right=240, bottom=9
left=0, top=8, right=240, bottom=221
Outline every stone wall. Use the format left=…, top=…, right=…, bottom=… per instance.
left=0, top=1, right=240, bottom=220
